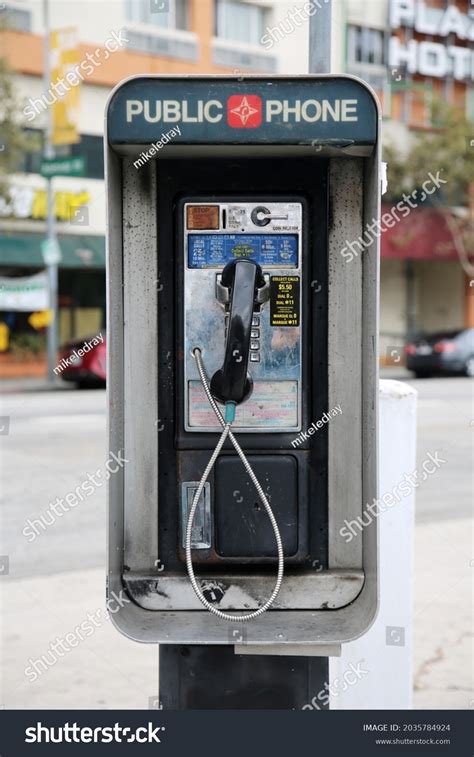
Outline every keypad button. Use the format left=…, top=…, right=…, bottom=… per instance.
left=250, top=329, right=259, bottom=339
left=252, top=316, right=260, bottom=326
left=250, top=353, right=260, bottom=362
left=250, top=340, right=259, bottom=351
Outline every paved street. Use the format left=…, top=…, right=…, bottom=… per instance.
left=1, top=386, right=108, bottom=577
left=0, top=376, right=472, bottom=708
left=0, top=383, right=158, bottom=709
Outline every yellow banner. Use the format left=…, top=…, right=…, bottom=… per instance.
left=50, top=27, right=81, bottom=146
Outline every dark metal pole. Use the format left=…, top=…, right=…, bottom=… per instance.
left=43, top=0, right=59, bottom=383
left=159, top=645, right=328, bottom=710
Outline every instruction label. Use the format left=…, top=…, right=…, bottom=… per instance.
left=270, top=276, right=300, bottom=327
left=188, top=380, right=299, bottom=429
left=188, top=234, right=298, bottom=269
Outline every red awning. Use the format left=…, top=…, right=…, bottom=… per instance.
left=381, top=204, right=473, bottom=261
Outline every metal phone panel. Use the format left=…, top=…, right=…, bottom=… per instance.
left=183, top=200, right=303, bottom=433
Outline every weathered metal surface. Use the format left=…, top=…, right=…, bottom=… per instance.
left=327, top=158, right=363, bottom=569
left=123, top=569, right=364, bottom=610
left=235, top=644, right=341, bottom=657
left=122, top=159, right=158, bottom=572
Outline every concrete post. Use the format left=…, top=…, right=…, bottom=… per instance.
left=329, top=379, right=417, bottom=709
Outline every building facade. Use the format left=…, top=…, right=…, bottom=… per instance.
left=0, top=0, right=473, bottom=369
left=263, top=0, right=474, bottom=362
left=0, top=0, right=278, bottom=356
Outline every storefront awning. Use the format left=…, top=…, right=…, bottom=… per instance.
left=381, top=205, right=473, bottom=261
left=0, top=232, right=105, bottom=269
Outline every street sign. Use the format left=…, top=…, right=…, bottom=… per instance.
left=40, top=155, right=85, bottom=178
left=41, top=238, right=62, bottom=265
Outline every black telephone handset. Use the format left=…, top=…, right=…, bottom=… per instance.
left=210, top=259, right=265, bottom=405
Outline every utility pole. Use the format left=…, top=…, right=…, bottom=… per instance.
left=43, top=0, right=59, bottom=383
left=308, top=0, right=332, bottom=73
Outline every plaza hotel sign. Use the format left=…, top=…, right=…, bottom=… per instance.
left=389, top=0, right=474, bottom=81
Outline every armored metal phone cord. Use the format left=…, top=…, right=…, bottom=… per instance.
left=185, top=347, right=284, bottom=622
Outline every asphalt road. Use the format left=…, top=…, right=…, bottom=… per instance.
left=1, top=375, right=471, bottom=578
left=0, top=385, right=108, bottom=579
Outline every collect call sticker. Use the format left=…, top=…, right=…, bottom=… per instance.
left=270, top=276, right=300, bottom=327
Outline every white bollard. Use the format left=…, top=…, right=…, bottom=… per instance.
left=329, top=379, right=417, bottom=709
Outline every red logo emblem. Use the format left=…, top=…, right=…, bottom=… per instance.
left=227, top=95, right=262, bottom=128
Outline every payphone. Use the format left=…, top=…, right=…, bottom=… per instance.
left=105, top=75, right=381, bottom=647
left=182, top=199, right=305, bottom=619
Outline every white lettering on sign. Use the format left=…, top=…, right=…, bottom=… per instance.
left=265, top=99, right=358, bottom=122
left=389, top=36, right=474, bottom=81
left=126, top=99, right=223, bottom=124
left=125, top=98, right=360, bottom=125
left=389, top=0, right=474, bottom=81
left=390, top=0, right=474, bottom=40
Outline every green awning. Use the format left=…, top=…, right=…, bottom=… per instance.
left=0, top=232, right=105, bottom=269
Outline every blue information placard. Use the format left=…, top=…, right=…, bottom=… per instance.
left=188, top=234, right=298, bottom=269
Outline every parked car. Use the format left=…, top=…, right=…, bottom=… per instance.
left=405, top=328, right=474, bottom=378
left=57, top=333, right=106, bottom=388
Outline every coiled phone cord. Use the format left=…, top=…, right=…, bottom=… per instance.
left=185, top=347, right=284, bottom=622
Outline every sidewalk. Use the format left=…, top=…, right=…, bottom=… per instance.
left=413, top=517, right=472, bottom=709
left=2, top=568, right=158, bottom=710
left=0, top=377, right=74, bottom=393
left=2, top=515, right=470, bottom=709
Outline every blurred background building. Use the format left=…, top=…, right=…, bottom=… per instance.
left=0, top=0, right=472, bottom=375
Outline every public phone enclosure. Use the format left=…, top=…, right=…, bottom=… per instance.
left=105, top=75, right=381, bottom=648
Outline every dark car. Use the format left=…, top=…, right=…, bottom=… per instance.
left=405, top=328, right=474, bottom=378
left=57, top=333, right=106, bottom=388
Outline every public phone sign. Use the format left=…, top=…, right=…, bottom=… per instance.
left=107, top=76, right=377, bottom=149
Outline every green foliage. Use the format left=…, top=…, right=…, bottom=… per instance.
left=0, top=54, right=41, bottom=199
left=9, top=331, right=46, bottom=357
left=383, top=101, right=474, bottom=207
